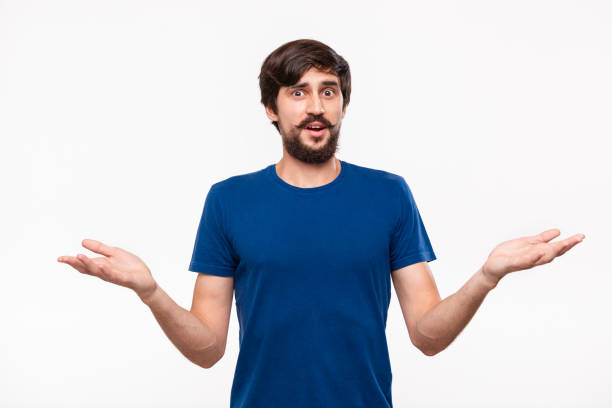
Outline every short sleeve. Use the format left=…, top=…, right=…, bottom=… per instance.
left=188, top=186, right=238, bottom=277
left=389, top=177, right=437, bottom=271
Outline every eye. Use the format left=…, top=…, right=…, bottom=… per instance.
left=323, top=88, right=336, bottom=97
left=292, top=90, right=303, bottom=97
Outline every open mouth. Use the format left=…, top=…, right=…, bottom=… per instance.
left=305, top=123, right=328, bottom=137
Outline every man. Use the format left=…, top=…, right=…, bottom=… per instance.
left=57, top=39, right=585, bottom=407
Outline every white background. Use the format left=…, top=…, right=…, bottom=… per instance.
left=1, top=0, right=610, bottom=407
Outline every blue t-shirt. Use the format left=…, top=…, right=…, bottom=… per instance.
left=189, top=160, right=436, bottom=408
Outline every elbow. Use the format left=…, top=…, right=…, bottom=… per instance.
left=199, top=361, right=214, bottom=369
left=412, top=336, right=441, bottom=356
left=197, top=352, right=215, bottom=369
left=419, top=345, right=441, bottom=356
left=200, top=359, right=218, bottom=369
left=197, top=351, right=224, bottom=369
left=194, top=339, right=224, bottom=369
left=412, top=321, right=447, bottom=357
left=411, top=330, right=444, bottom=357
left=418, top=338, right=451, bottom=356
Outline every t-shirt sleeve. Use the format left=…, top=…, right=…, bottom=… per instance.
left=389, top=177, right=437, bottom=272
left=188, top=185, right=238, bottom=277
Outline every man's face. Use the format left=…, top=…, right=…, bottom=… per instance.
left=265, top=68, right=346, bottom=164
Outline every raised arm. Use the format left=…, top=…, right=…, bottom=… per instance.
left=57, top=239, right=233, bottom=369
left=392, top=229, right=585, bottom=356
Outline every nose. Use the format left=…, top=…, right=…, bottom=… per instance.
left=306, top=94, right=325, bottom=115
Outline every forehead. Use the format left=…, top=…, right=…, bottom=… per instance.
left=291, top=67, right=340, bottom=87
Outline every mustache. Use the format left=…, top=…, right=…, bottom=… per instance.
left=298, top=115, right=333, bottom=128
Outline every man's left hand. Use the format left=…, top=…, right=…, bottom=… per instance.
left=482, top=228, right=585, bottom=287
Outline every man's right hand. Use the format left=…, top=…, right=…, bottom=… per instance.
left=58, top=239, right=158, bottom=302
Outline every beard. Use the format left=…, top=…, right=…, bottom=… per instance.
left=278, top=117, right=341, bottom=164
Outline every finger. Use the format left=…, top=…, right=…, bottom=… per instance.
left=82, top=239, right=115, bottom=257
left=550, top=233, right=584, bottom=253
left=557, top=243, right=574, bottom=257
left=529, top=228, right=561, bottom=244
left=58, top=255, right=94, bottom=276
left=564, top=233, right=585, bottom=246
left=75, top=253, right=107, bottom=279
left=556, top=234, right=585, bottom=256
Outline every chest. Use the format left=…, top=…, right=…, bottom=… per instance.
left=228, top=192, right=395, bottom=277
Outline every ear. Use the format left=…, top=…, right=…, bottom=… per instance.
left=265, top=105, right=279, bottom=122
left=341, top=104, right=347, bottom=118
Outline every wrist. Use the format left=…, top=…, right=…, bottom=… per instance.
left=138, top=282, right=160, bottom=306
left=478, top=265, right=499, bottom=291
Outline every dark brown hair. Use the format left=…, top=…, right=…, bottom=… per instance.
left=258, top=39, right=351, bottom=132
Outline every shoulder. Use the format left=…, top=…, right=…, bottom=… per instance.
left=345, top=161, right=408, bottom=191
left=208, top=165, right=270, bottom=199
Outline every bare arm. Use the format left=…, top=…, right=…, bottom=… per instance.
left=58, top=239, right=233, bottom=369
left=139, top=276, right=232, bottom=369
left=392, top=229, right=585, bottom=356
left=393, top=263, right=494, bottom=356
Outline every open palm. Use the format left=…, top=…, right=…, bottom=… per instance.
left=57, top=239, right=157, bottom=299
left=482, top=228, right=585, bottom=286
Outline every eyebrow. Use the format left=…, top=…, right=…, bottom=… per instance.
left=288, top=80, right=339, bottom=89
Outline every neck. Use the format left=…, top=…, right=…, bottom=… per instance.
left=275, top=155, right=341, bottom=188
